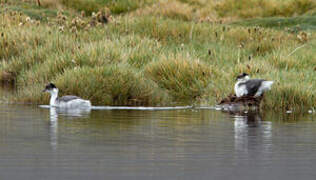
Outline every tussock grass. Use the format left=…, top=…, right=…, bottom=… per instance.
left=215, top=0, right=316, bottom=18
left=58, top=0, right=154, bottom=14
left=0, top=14, right=44, bottom=60
left=15, top=35, right=162, bottom=87
left=233, top=15, right=316, bottom=30
left=263, top=72, right=315, bottom=111
left=0, top=1, right=315, bottom=111
left=55, top=65, right=169, bottom=106
left=145, top=56, right=213, bottom=102
left=59, top=0, right=100, bottom=14
left=133, top=0, right=195, bottom=21
left=17, top=65, right=169, bottom=106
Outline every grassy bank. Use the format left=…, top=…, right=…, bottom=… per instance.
left=0, top=0, right=315, bottom=111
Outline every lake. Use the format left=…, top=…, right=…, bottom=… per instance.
left=0, top=103, right=315, bottom=180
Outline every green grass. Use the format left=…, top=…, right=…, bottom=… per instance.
left=144, top=56, right=214, bottom=102
left=233, top=15, right=316, bottom=30
left=0, top=0, right=315, bottom=111
left=214, top=0, right=316, bottom=18
left=59, top=0, right=155, bottom=14
left=2, top=1, right=59, bottom=20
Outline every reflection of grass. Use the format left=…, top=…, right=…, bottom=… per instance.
left=0, top=1, right=315, bottom=111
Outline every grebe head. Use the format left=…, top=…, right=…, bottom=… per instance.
left=236, top=73, right=250, bottom=82
left=43, top=83, right=58, bottom=94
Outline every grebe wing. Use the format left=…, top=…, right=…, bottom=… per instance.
left=58, top=95, right=81, bottom=102
left=244, top=79, right=265, bottom=96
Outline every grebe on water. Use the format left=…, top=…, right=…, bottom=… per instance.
left=43, top=83, right=91, bottom=108
left=234, top=73, right=274, bottom=97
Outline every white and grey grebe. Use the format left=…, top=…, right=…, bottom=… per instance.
left=43, top=83, right=91, bottom=108
left=234, top=73, right=274, bottom=97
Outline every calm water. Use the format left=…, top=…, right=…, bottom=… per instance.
left=0, top=103, right=315, bottom=180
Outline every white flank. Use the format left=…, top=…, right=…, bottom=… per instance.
left=58, top=99, right=91, bottom=109
left=234, top=82, right=248, bottom=97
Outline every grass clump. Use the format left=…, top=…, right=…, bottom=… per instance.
left=59, top=0, right=100, bottom=15
left=133, top=0, right=195, bottom=21
left=17, top=65, right=169, bottom=106
left=263, top=72, right=316, bottom=111
left=59, top=0, right=154, bottom=14
left=215, top=0, right=316, bottom=18
left=233, top=16, right=316, bottom=30
left=145, top=56, right=213, bottom=102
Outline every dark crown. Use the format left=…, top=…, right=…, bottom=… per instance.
left=45, top=83, right=57, bottom=90
left=236, top=73, right=249, bottom=80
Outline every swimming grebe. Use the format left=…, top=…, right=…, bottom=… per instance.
left=234, top=73, right=274, bottom=97
left=43, top=83, right=91, bottom=108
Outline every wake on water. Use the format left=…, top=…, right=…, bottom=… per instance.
left=39, top=105, right=194, bottom=111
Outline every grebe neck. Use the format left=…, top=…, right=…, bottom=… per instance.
left=49, top=88, right=59, bottom=106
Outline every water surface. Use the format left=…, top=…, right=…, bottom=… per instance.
left=0, top=104, right=315, bottom=180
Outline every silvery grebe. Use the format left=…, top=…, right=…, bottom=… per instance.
left=234, top=73, right=274, bottom=97
left=43, top=83, right=91, bottom=108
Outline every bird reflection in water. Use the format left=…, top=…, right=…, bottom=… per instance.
left=231, top=111, right=272, bottom=154
left=49, top=107, right=91, bottom=150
